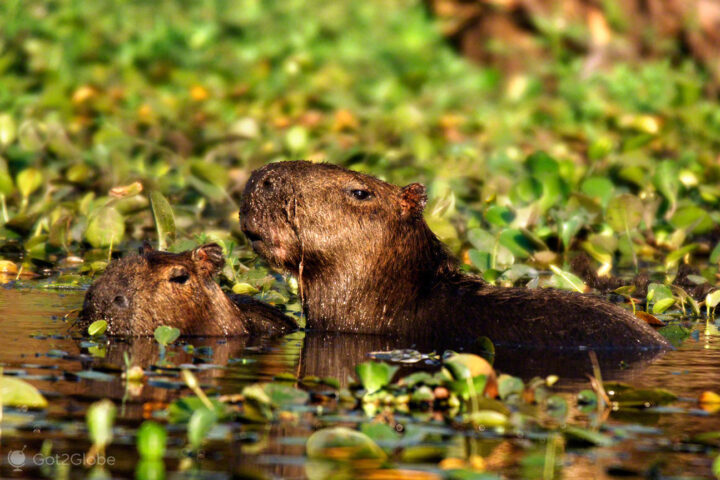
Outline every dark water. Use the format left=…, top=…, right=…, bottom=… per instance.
left=0, top=288, right=718, bottom=479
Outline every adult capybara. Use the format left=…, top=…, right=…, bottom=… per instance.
left=79, top=243, right=297, bottom=336
left=240, top=161, right=669, bottom=350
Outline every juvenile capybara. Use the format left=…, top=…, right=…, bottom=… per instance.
left=240, top=161, right=670, bottom=350
left=80, top=243, right=297, bottom=336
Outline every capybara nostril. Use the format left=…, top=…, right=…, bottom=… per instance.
left=113, top=295, right=129, bottom=309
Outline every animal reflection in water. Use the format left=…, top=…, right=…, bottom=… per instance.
left=77, top=330, right=667, bottom=409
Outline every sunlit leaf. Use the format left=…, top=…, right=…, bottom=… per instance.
left=150, top=191, right=176, bottom=251
left=154, top=326, right=180, bottom=346
left=355, top=361, right=398, bottom=394
left=0, top=375, right=48, bottom=408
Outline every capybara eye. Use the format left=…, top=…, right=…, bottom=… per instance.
left=349, top=189, right=372, bottom=200
left=169, top=269, right=189, bottom=284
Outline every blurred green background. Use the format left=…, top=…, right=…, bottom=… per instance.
left=1, top=0, right=720, bottom=296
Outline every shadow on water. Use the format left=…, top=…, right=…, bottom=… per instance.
left=1, top=288, right=719, bottom=478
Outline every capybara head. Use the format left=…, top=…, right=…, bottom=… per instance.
left=80, top=243, right=243, bottom=336
left=240, top=161, right=439, bottom=277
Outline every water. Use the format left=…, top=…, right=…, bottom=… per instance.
left=0, top=288, right=718, bottom=478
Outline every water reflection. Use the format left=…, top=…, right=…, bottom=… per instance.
left=1, top=288, right=719, bottom=478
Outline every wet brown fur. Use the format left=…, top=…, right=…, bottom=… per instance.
left=79, top=243, right=297, bottom=336
left=240, top=161, right=669, bottom=350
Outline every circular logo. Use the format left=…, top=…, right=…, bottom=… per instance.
left=8, top=446, right=26, bottom=471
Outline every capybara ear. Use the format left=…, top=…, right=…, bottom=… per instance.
left=191, top=243, right=225, bottom=275
left=400, top=183, right=427, bottom=218
left=139, top=241, right=154, bottom=256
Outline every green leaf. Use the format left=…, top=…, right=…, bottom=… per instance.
left=485, top=205, right=515, bottom=227
left=498, top=228, right=532, bottom=258
left=665, top=243, right=698, bottom=268
left=137, top=421, right=167, bottom=461
left=88, top=320, right=107, bottom=337
left=16, top=168, right=43, bottom=199
left=154, top=326, right=180, bottom=346
left=670, top=206, right=714, bottom=234
left=497, top=374, right=524, bottom=400
left=359, top=422, right=400, bottom=452
left=85, top=207, right=125, bottom=248
left=263, top=383, right=310, bottom=407
left=187, top=407, right=217, bottom=450
left=168, top=396, right=227, bottom=423
left=355, top=361, right=398, bottom=393
left=652, top=297, right=675, bottom=314
left=0, top=375, right=48, bottom=408
left=604, top=382, right=677, bottom=407
left=580, top=177, right=614, bottom=207
left=0, top=157, right=14, bottom=196
left=606, top=193, right=643, bottom=233
left=86, top=399, right=116, bottom=448
left=548, top=265, right=586, bottom=293
left=306, top=427, right=386, bottom=460
left=658, top=324, right=692, bottom=347
left=0, top=113, right=17, bottom=148
left=563, top=426, right=614, bottom=447
left=150, top=191, right=176, bottom=251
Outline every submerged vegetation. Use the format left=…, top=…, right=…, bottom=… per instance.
left=1, top=0, right=720, bottom=478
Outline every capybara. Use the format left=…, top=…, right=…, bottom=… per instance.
left=240, top=161, right=670, bottom=350
left=79, top=243, right=297, bottom=336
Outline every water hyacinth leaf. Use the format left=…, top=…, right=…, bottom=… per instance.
left=355, top=361, right=398, bottom=393
left=510, top=177, right=542, bottom=205
left=187, top=407, right=217, bottom=450
left=658, top=324, right=692, bottom=347
left=548, top=265, right=586, bottom=292
left=232, top=282, right=259, bottom=295
left=710, top=241, right=720, bottom=264
left=652, top=297, right=675, bottom=314
left=604, top=382, right=677, bottom=407
left=136, top=420, right=167, bottom=460
left=0, top=158, right=14, bottom=196
left=465, top=410, right=508, bottom=428
left=563, top=426, right=614, bottom=447
left=0, top=375, right=48, bottom=408
left=526, top=151, right=559, bottom=178
left=154, top=326, right=180, bottom=346
left=443, top=353, right=494, bottom=380
left=670, top=205, right=714, bottom=234
left=263, top=383, right=310, bottom=407
left=706, top=290, right=720, bottom=317
left=85, top=207, right=125, bottom=248
left=150, top=191, right=176, bottom=251
left=497, top=374, right=524, bottom=400
left=606, top=194, right=643, bottom=233
left=306, top=427, right=386, bottom=460
left=242, top=383, right=274, bottom=422
left=359, top=422, right=401, bottom=451
left=88, top=320, right=107, bottom=337
left=546, top=395, right=568, bottom=421
left=168, top=396, right=227, bottom=424
left=498, top=228, right=532, bottom=258
left=16, top=168, right=43, bottom=199
left=485, top=205, right=515, bottom=227
left=647, top=283, right=673, bottom=303
left=190, top=160, right=228, bottom=188
left=580, top=177, right=614, bottom=207
left=86, top=399, right=116, bottom=448
left=0, top=113, right=16, bottom=147
left=560, top=215, right=584, bottom=250
left=577, top=389, right=597, bottom=406
left=18, top=120, right=46, bottom=151
left=653, top=160, right=678, bottom=215
left=665, top=243, right=698, bottom=268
